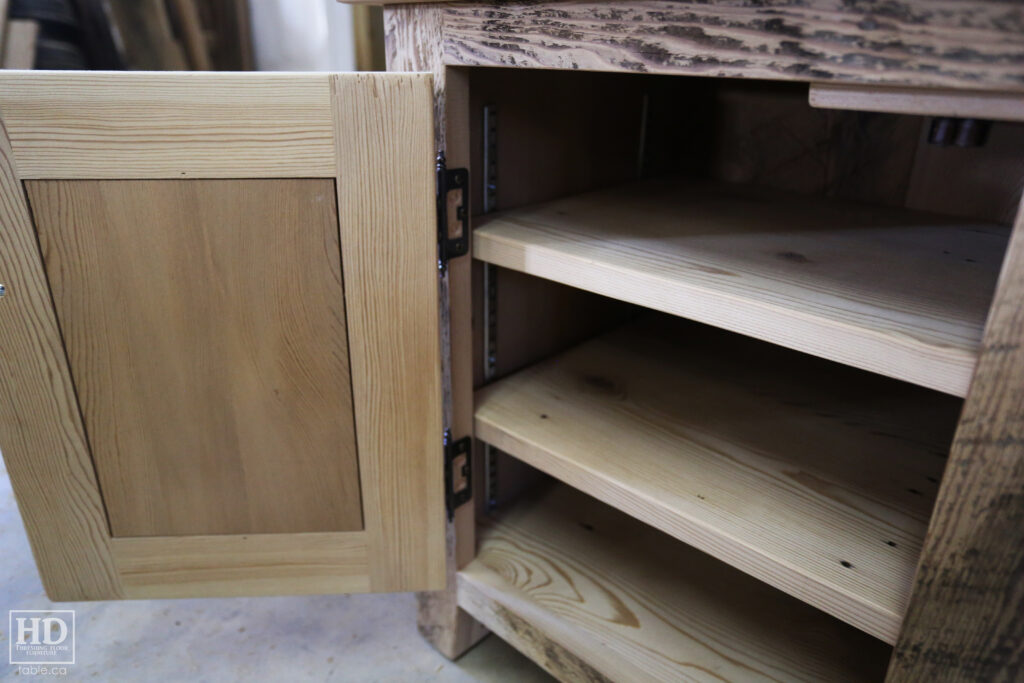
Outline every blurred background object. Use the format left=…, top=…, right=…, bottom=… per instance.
left=0, top=0, right=383, bottom=71
left=248, top=0, right=384, bottom=71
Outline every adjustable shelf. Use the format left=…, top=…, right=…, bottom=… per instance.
left=459, top=483, right=892, bottom=682
left=473, top=178, right=1009, bottom=396
left=474, top=317, right=961, bottom=643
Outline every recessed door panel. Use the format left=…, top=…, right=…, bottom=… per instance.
left=26, top=178, right=363, bottom=537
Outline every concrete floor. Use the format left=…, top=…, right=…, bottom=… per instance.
left=0, top=459, right=550, bottom=682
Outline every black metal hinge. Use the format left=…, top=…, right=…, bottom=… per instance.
left=436, top=152, right=469, bottom=272
left=444, top=429, right=472, bottom=521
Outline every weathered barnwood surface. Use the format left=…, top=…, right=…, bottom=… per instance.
left=888, top=196, right=1024, bottom=681
left=436, top=0, right=1024, bottom=91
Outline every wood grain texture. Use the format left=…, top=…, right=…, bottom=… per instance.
left=2, top=19, right=37, bottom=69
left=460, top=484, right=892, bottom=683
left=332, top=73, right=447, bottom=592
left=2, top=71, right=446, bottom=598
left=888, top=196, right=1024, bottom=682
left=0, top=122, right=122, bottom=599
left=810, top=84, right=1024, bottom=122
left=0, top=71, right=335, bottom=178
left=440, top=0, right=1024, bottom=92
left=385, top=5, right=488, bottom=657
left=27, top=179, right=363, bottom=537
left=476, top=316, right=959, bottom=643
left=457, top=578, right=614, bottom=683
left=112, top=532, right=370, bottom=598
left=417, top=69, right=490, bottom=651
left=384, top=4, right=446, bottom=141
left=474, top=178, right=1008, bottom=396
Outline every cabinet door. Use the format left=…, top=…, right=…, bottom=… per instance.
left=0, top=71, right=445, bottom=599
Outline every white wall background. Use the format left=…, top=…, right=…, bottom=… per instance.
left=249, top=0, right=356, bottom=71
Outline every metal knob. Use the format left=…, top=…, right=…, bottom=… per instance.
left=0, top=283, right=6, bottom=298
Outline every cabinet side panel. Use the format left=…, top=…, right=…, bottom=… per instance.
left=26, top=178, right=363, bottom=537
left=332, top=73, right=447, bottom=592
left=0, top=121, right=122, bottom=599
left=889, top=196, right=1024, bottom=681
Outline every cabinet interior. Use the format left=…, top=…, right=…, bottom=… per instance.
left=460, top=66, right=1024, bottom=677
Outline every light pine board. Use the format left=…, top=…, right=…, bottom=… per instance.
left=27, top=179, right=363, bottom=537
left=0, top=71, right=336, bottom=178
left=459, top=484, right=892, bottom=683
left=810, top=84, right=1024, bottom=122
left=476, top=317, right=959, bottom=643
left=474, top=178, right=1008, bottom=396
left=0, top=119, right=122, bottom=600
left=331, top=73, right=447, bottom=592
left=111, top=532, right=370, bottom=598
left=889, top=195, right=1024, bottom=681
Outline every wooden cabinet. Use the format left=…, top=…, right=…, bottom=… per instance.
left=2, top=2, right=1024, bottom=681
left=0, top=72, right=446, bottom=599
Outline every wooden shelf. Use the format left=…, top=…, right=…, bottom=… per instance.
left=475, top=317, right=961, bottom=643
left=458, top=483, right=892, bottom=682
left=473, top=179, right=1008, bottom=396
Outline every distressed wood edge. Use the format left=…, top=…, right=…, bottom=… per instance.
left=436, top=1, right=1024, bottom=93
left=457, top=567, right=613, bottom=682
left=0, top=117, right=122, bottom=600
left=810, top=84, right=1024, bottom=123
left=888, top=195, right=1024, bottom=681
left=417, top=518, right=489, bottom=659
